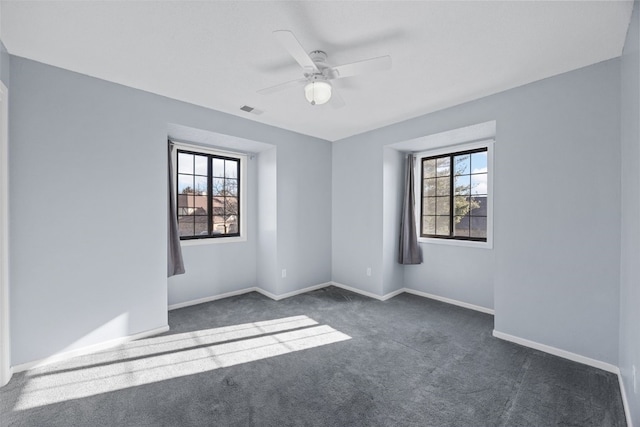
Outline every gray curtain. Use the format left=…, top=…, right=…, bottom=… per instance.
left=168, top=142, right=185, bottom=277
left=398, top=154, right=423, bottom=264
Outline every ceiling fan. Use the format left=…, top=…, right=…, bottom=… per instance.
left=258, top=30, right=392, bottom=108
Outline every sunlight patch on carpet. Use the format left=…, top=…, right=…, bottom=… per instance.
left=15, top=316, right=351, bottom=410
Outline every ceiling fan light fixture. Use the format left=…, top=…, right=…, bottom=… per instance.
left=305, top=80, right=332, bottom=105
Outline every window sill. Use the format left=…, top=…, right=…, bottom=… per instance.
left=418, top=237, right=493, bottom=249
left=180, top=236, right=247, bottom=246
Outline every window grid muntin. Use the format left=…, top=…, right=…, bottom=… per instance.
left=420, top=147, right=487, bottom=242
left=177, top=149, right=241, bottom=240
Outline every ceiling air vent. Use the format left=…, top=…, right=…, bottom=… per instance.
left=240, top=105, right=264, bottom=115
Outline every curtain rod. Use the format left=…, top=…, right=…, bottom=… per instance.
left=169, top=138, right=252, bottom=158
left=409, top=136, right=495, bottom=155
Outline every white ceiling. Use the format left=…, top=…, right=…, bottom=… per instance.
left=0, top=1, right=634, bottom=142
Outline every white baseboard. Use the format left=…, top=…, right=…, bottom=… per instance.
left=329, top=282, right=495, bottom=315
left=403, top=288, right=495, bottom=315
left=492, top=330, right=619, bottom=374
left=330, top=281, right=402, bottom=301
left=169, top=282, right=493, bottom=316
left=255, top=282, right=332, bottom=301
left=382, top=288, right=406, bottom=301
left=169, top=282, right=334, bottom=310
left=168, top=287, right=258, bottom=310
left=618, top=371, right=634, bottom=427
left=12, top=325, right=170, bottom=373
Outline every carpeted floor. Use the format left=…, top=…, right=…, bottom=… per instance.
left=0, top=286, right=627, bottom=426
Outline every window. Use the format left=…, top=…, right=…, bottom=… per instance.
left=419, top=145, right=490, bottom=242
left=176, top=148, right=241, bottom=240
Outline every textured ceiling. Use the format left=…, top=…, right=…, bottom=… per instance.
left=0, top=1, right=634, bottom=141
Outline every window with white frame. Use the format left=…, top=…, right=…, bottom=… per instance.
left=174, top=146, right=245, bottom=240
left=416, top=140, right=493, bottom=246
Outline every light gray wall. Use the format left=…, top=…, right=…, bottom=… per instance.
left=382, top=148, right=405, bottom=295
left=620, top=1, right=640, bottom=423
left=276, top=138, right=332, bottom=294
left=10, top=57, right=167, bottom=366
left=492, top=62, right=620, bottom=365
left=9, top=56, right=332, bottom=366
left=332, top=137, right=383, bottom=295
left=257, top=147, right=278, bottom=295
left=405, top=245, right=494, bottom=310
left=333, top=58, right=621, bottom=365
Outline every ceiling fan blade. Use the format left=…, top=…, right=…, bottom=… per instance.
left=330, top=88, right=345, bottom=109
left=257, top=78, right=307, bottom=95
left=273, top=30, right=319, bottom=72
left=330, top=55, right=391, bottom=79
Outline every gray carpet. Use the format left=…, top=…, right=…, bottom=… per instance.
left=0, top=286, right=627, bottom=426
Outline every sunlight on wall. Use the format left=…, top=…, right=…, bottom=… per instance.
left=59, top=313, right=130, bottom=356
left=14, top=315, right=351, bottom=410
left=23, top=313, right=132, bottom=371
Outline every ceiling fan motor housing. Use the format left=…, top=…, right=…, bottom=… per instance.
left=309, top=50, right=328, bottom=64
left=304, top=51, right=330, bottom=78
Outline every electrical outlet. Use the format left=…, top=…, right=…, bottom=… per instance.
left=366, top=267, right=372, bottom=277
left=281, top=269, right=286, bottom=278
left=633, top=365, right=637, bottom=394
